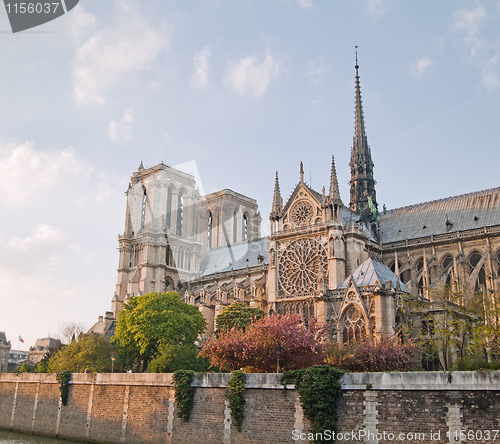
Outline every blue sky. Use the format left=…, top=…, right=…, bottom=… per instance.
left=1, top=0, right=499, bottom=349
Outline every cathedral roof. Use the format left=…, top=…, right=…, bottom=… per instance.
left=379, top=186, right=500, bottom=244
left=336, top=257, right=410, bottom=293
left=200, top=238, right=270, bottom=276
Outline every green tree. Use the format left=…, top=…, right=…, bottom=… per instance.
left=14, top=362, right=36, bottom=373
left=403, top=284, right=481, bottom=371
left=112, top=292, right=207, bottom=372
left=46, top=333, right=114, bottom=373
left=148, top=345, right=211, bottom=373
left=215, top=302, right=265, bottom=334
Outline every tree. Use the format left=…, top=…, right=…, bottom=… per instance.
left=57, top=321, right=88, bottom=345
left=148, top=345, right=211, bottom=373
left=403, top=284, right=482, bottom=371
left=325, top=335, right=422, bottom=372
left=215, top=303, right=265, bottom=334
left=46, top=333, right=114, bottom=373
left=14, top=362, right=36, bottom=373
left=200, top=314, right=325, bottom=372
left=112, top=292, right=207, bottom=372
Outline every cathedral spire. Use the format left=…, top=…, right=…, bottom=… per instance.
left=271, top=171, right=283, bottom=215
left=299, top=161, right=304, bottom=183
left=329, top=155, right=341, bottom=203
left=349, top=48, right=377, bottom=217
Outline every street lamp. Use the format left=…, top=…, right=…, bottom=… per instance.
left=276, top=346, right=281, bottom=374
left=111, top=356, right=115, bottom=373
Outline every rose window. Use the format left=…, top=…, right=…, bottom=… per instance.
left=290, top=200, right=314, bottom=227
left=278, top=238, right=327, bottom=296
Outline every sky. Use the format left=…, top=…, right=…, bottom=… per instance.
left=1, top=0, right=500, bottom=350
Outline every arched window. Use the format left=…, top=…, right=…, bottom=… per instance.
left=166, top=244, right=171, bottom=266
left=342, top=306, right=366, bottom=343
left=176, top=192, right=183, bottom=236
left=208, top=212, right=213, bottom=249
left=141, top=188, right=147, bottom=229
left=497, top=250, right=500, bottom=278
left=233, top=211, right=237, bottom=244
left=469, top=252, right=486, bottom=293
left=242, top=214, right=248, bottom=241
left=166, top=187, right=172, bottom=229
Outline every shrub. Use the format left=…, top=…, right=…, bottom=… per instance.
left=200, top=314, right=325, bottom=372
left=325, top=335, right=422, bottom=372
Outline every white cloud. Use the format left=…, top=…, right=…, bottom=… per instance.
left=311, top=95, right=323, bottom=106
left=410, top=56, right=433, bottom=77
left=68, top=5, right=97, bottom=43
left=453, top=7, right=487, bottom=58
left=366, top=0, right=387, bottom=18
left=297, top=0, right=312, bottom=9
left=191, top=47, right=212, bottom=89
left=108, top=108, right=134, bottom=143
left=223, top=49, right=282, bottom=98
left=482, top=54, right=500, bottom=89
left=305, top=59, right=327, bottom=84
left=0, top=141, right=94, bottom=204
left=72, top=1, right=170, bottom=106
left=452, top=6, right=500, bottom=89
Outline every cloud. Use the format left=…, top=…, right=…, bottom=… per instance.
left=72, top=1, right=170, bottom=106
left=366, top=0, right=387, bottom=17
left=0, top=141, right=93, bottom=204
left=452, top=6, right=500, bottom=89
left=108, top=108, right=134, bottom=143
left=453, top=7, right=486, bottom=58
left=305, top=59, right=327, bottom=84
left=482, top=54, right=500, bottom=89
left=410, top=56, right=433, bottom=77
left=68, top=5, right=97, bottom=42
left=311, top=95, right=323, bottom=106
left=297, top=0, right=312, bottom=8
left=223, top=49, right=282, bottom=98
left=191, top=47, right=212, bottom=89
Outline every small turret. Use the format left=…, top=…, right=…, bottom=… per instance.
left=270, top=171, right=283, bottom=220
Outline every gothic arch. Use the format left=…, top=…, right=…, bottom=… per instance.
left=468, top=250, right=486, bottom=292
left=165, top=276, right=175, bottom=291
left=339, top=304, right=367, bottom=343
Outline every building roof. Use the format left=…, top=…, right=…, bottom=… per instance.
left=337, top=257, right=410, bottom=293
left=379, top=187, right=500, bottom=244
left=200, top=238, right=270, bottom=276
left=0, top=331, right=10, bottom=346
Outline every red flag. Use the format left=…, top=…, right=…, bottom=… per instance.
left=18, top=335, right=24, bottom=343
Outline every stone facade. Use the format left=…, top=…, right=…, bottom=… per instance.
left=28, top=338, right=61, bottom=364
left=110, top=58, right=500, bottom=340
left=0, top=332, right=11, bottom=373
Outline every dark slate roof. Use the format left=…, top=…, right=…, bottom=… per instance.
left=200, top=238, right=270, bottom=276
left=0, top=331, right=10, bottom=346
left=337, top=257, right=410, bottom=293
left=379, top=187, right=500, bottom=244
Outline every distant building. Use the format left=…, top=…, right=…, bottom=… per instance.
left=0, top=332, right=11, bottom=372
left=29, top=338, right=61, bottom=364
left=87, top=311, right=115, bottom=339
left=8, top=350, right=29, bottom=372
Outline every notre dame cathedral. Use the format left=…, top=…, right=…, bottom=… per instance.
left=110, top=58, right=500, bottom=343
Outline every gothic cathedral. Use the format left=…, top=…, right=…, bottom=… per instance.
left=110, top=58, right=500, bottom=342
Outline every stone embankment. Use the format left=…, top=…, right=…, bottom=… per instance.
left=1, top=371, right=500, bottom=443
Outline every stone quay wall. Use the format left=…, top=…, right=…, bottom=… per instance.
left=1, top=371, right=500, bottom=444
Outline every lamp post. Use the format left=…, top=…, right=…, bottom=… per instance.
left=111, top=356, right=115, bottom=373
left=276, top=346, right=281, bottom=374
